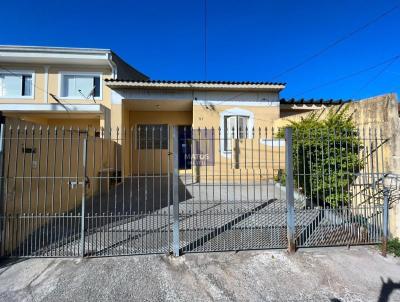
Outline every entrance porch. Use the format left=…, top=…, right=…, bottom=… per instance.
left=120, top=99, right=193, bottom=176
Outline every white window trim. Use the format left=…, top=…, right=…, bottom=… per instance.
left=58, top=71, right=103, bottom=101
left=219, top=107, right=254, bottom=157
left=0, top=69, right=35, bottom=99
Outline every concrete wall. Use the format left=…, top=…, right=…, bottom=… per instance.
left=350, top=94, right=400, bottom=238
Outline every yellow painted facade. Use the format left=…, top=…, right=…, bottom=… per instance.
left=0, top=62, right=111, bottom=128
left=191, top=102, right=284, bottom=180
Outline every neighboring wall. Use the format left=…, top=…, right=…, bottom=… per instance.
left=349, top=94, right=400, bottom=174
left=350, top=94, right=400, bottom=238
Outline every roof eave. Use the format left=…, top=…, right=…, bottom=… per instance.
left=105, top=81, right=286, bottom=92
left=0, top=45, right=111, bottom=55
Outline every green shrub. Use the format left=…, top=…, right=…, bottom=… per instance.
left=277, top=106, right=363, bottom=208
left=387, top=238, right=400, bottom=257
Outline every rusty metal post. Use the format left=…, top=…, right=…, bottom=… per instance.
left=382, top=186, right=389, bottom=257
left=285, top=127, right=296, bottom=253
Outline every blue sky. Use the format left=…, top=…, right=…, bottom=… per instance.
left=0, top=0, right=399, bottom=100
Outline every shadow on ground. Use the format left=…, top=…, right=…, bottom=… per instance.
left=12, top=176, right=191, bottom=256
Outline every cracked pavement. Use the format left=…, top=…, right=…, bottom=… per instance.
left=0, top=246, right=399, bottom=301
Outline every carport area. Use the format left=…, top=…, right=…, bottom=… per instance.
left=42, top=177, right=291, bottom=256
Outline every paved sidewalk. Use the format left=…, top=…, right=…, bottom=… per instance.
left=0, top=246, right=399, bottom=301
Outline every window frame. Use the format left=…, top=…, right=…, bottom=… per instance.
left=224, top=115, right=249, bottom=152
left=0, top=69, right=35, bottom=99
left=219, top=107, right=254, bottom=156
left=135, top=124, right=169, bottom=150
left=58, top=71, right=103, bottom=101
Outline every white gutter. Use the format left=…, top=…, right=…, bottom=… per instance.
left=107, top=52, right=118, bottom=79
left=0, top=45, right=111, bottom=54
left=44, top=65, right=49, bottom=103
left=0, top=103, right=103, bottom=113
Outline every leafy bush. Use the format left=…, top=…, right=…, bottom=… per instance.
left=387, top=238, right=400, bottom=257
left=277, top=106, right=363, bottom=208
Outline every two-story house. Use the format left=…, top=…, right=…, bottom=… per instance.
left=0, top=45, right=148, bottom=130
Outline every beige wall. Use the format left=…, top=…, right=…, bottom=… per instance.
left=4, top=113, right=101, bottom=130
left=193, top=103, right=284, bottom=180
left=0, top=64, right=46, bottom=104
left=1, top=117, right=117, bottom=254
left=0, top=63, right=113, bottom=107
left=117, top=104, right=285, bottom=180
left=349, top=94, right=400, bottom=238
left=193, top=103, right=280, bottom=128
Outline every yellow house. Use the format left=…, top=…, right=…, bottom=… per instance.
left=0, top=45, right=350, bottom=178
left=0, top=45, right=397, bottom=256
left=106, top=79, right=288, bottom=175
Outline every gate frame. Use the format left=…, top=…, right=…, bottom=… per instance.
left=172, top=126, right=180, bottom=257
left=285, top=127, right=296, bottom=254
left=0, top=123, right=391, bottom=258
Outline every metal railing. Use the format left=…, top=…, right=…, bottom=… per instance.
left=290, top=127, right=388, bottom=249
left=0, top=122, right=390, bottom=257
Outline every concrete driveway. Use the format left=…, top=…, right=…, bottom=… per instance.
left=0, top=246, right=399, bottom=302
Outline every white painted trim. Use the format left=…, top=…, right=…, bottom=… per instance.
left=0, top=52, right=109, bottom=61
left=0, top=103, right=102, bottom=113
left=219, top=107, right=254, bottom=157
left=260, top=139, right=285, bottom=147
left=0, top=45, right=111, bottom=54
left=107, top=53, right=118, bottom=79
left=44, top=66, right=49, bottom=103
left=0, top=69, right=35, bottom=99
left=58, top=71, right=103, bottom=101
left=111, top=90, right=123, bottom=104
left=194, top=100, right=279, bottom=107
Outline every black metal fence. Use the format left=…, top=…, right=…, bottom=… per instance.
left=0, top=123, right=390, bottom=257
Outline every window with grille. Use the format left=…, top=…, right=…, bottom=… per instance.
left=137, top=124, right=168, bottom=149
left=224, top=115, right=249, bottom=152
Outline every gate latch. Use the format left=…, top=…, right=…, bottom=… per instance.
left=69, top=177, right=90, bottom=189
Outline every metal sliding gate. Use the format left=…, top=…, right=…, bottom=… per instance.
left=0, top=121, right=390, bottom=258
